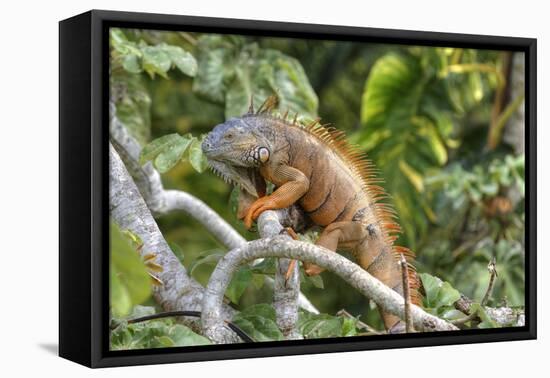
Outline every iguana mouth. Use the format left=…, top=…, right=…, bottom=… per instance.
left=207, top=159, right=260, bottom=198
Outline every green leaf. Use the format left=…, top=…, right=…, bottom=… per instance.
left=129, top=305, right=156, bottom=318
left=297, top=312, right=345, bottom=339
left=110, top=311, right=211, bottom=350
left=154, top=335, right=175, bottom=347
left=437, top=282, right=461, bottom=307
left=226, top=266, right=253, bottom=304
left=193, top=36, right=232, bottom=103
left=169, top=242, right=185, bottom=263
left=139, top=133, right=183, bottom=164
left=110, top=221, right=151, bottom=317
left=251, top=274, right=265, bottom=289
left=240, top=304, right=278, bottom=319
left=470, top=303, right=498, bottom=328
left=420, top=273, right=461, bottom=310
left=154, top=138, right=191, bottom=173
left=162, top=45, right=198, bottom=77
left=142, top=46, right=171, bottom=78
left=306, top=274, right=325, bottom=289
left=440, top=308, right=467, bottom=321
left=357, top=50, right=465, bottom=246
left=188, top=250, right=224, bottom=275
left=110, top=29, right=142, bottom=57
left=122, top=54, right=142, bottom=74
left=139, top=134, right=193, bottom=173
left=112, top=72, right=151, bottom=144
left=342, top=317, right=359, bottom=336
left=250, top=257, right=277, bottom=275
left=169, top=324, right=212, bottom=346
left=225, top=65, right=254, bottom=118
left=188, top=136, right=209, bottom=173
left=232, top=304, right=283, bottom=342
left=110, top=268, right=132, bottom=318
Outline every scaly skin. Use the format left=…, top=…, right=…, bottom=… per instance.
left=202, top=99, right=420, bottom=332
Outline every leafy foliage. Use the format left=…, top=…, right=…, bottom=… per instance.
left=231, top=304, right=361, bottom=341
left=420, top=155, right=525, bottom=306
left=139, top=133, right=208, bottom=173
left=111, top=28, right=197, bottom=78
left=232, top=304, right=284, bottom=341
left=420, top=273, right=463, bottom=320
left=297, top=311, right=359, bottom=338
left=193, top=35, right=318, bottom=119
left=358, top=48, right=502, bottom=246
left=110, top=306, right=211, bottom=350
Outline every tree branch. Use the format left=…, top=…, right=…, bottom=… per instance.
left=109, top=143, right=240, bottom=342
left=257, top=210, right=302, bottom=339
left=201, top=236, right=458, bottom=343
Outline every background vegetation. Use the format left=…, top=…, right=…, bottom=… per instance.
left=109, top=27, right=525, bottom=349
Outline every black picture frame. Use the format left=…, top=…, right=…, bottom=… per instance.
left=59, top=9, right=537, bottom=368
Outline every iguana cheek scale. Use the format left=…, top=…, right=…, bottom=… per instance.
left=202, top=97, right=421, bottom=332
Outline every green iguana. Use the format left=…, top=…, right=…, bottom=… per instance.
left=201, top=97, right=420, bottom=333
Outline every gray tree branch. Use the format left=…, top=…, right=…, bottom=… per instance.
left=201, top=236, right=458, bottom=343
left=257, top=210, right=302, bottom=340
left=110, top=143, right=240, bottom=343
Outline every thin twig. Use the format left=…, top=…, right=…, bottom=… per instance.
left=481, top=257, right=498, bottom=306
left=399, top=254, right=414, bottom=333
left=452, top=257, right=498, bottom=326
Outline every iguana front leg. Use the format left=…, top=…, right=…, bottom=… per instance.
left=244, top=165, right=309, bottom=229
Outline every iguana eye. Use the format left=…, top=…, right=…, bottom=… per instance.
left=258, top=147, right=270, bottom=163
left=224, top=133, right=234, bottom=140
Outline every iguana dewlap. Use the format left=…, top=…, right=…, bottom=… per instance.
left=202, top=98, right=420, bottom=332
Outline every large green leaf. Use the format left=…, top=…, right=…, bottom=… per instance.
left=358, top=51, right=455, bottom=246
left=419, top=273, right=461, bottom=309
left=169, top=324, right=211, bottom=346
left=226, top=266, right=253, bottom=304
left=188, top=136, right=209, bottom=173
left=139, top=133, right=197, bottom=173
left=142, top=45, right=172, bottom=78
left=232, top=304, right=284, bottom=342
left=162, top=45, right=198, bottom=77
left=110, top=222, right=151, bottom=317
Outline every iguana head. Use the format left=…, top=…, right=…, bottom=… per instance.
left=202, top=116, right=272, bottom=197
